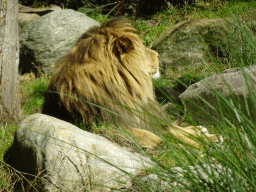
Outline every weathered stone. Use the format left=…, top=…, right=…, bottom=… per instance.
left=140, top=164, right=231, bottom=191
left=5, top=113, right=153, bottom=191
left=19, top=9, right=99, bottom=74
left=140, top=173, right=171, bottom=191
left=18, top=13, right=40, bottom=29
left=180, top=65, right=256, bottom=125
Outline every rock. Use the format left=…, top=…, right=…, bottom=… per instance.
left=19, top=4, right=62, bottom=15
left=18, top=4, right=62, bottom=29
left=180, top=65, right=256, bottom=125
left=18, top=13, right=40, bottom=29
left=19, top=9, right=99, bottom=74
left=140, top=164, right=231, bottom=191
left=153, top=18, right=256, bottom=77
left=140, top=173, right=171, bottom=191
left=4, top=113, right=153, bottom=191
left=155, top=87, right=185, bottom=120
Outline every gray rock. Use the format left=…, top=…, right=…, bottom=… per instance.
left=5, top=113, right=153, bottom=191
left=19, top=9, right=99, bottom=74
left=153, top=18, right=256, bottom=77
left=141, top=164, right=232, bottom=191
left=140, top=173, right=171, bottom=191
left=180, top=65, right=256, bottom=125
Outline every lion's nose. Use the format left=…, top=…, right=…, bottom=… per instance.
left=152, top=70, right=160, bottom=79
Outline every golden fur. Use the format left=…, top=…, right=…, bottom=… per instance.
left=42, top=18, right=217, bottom=148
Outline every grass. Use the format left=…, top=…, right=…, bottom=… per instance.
left=2, top=0, right=256, bottom=191
left=20, top=73, right=49, bottom=115
left=0, top=124, right=18, bottom=191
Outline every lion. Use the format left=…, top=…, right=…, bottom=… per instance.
left=42, top=18, right=217, bottom=148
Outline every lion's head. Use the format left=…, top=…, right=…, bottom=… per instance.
left=42, top=18, right=161, bottom=129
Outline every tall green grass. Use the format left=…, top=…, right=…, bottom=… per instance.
left=132, top=10, right=256, bottom=192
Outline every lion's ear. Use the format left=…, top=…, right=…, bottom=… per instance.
left=114, top=37, right=134, bottom=56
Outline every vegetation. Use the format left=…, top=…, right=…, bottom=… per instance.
left=2, top=0, right=256, bottom=191
left=20, top=73, right=49, bottom=115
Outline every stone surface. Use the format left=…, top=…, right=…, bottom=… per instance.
left=18, top=13, right=40, bottom=29
left=5, top=113, right=153, bottom=191
left=180, top=65, right=256, bottom=125
left=19, top=9, right=99, bottom=74
left=140, top=164, right=231, bottom=191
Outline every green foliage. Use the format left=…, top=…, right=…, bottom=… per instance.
left=21, top=76, right=49, bottom=115
left=136, top=71, right=256, bottom=191
left=134, top=0, right=256, bottom=46
left=0, top=125, right=17, bottom=158
left=0, top=124, right=18, bottom=191
left=78, top=6, right=110, bottom=22
left=142, top=8, right=256, bottom=191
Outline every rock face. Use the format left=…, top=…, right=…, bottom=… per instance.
left=180, top=66, right=256, bottom=125
left=5, top=113, right=153, bottom=191
left=19, top=9, right=99, bottom=74
left=153, top=18, right=256, bottom=77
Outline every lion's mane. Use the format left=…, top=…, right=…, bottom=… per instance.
left=42, top=18, right=218, bottom=148
left=42, top=18, right=163, bottom=130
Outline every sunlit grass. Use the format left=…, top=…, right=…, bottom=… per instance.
left=20, top=75, right=49, bottom=115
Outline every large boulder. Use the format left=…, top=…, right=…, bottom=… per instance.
left=19, top=9, right=99, bottom=74
left=180, top=66, right=256, bottom=125
left=4, top=113, right=153, bottom=191
left=153, top=18, right=256, bottom=77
